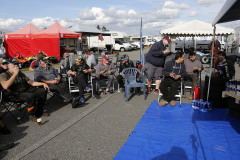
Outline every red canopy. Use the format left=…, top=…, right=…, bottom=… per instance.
left=32, top=22, right=80, bottom=60
left=4, top=23, right=41, bottom=58
left=5, top=22, right=80, bottom=60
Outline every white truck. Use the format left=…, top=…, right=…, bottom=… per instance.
left=85, top=31, right=132, bottom=52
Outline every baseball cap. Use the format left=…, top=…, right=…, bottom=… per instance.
left=76, top=56, right=83, bottom=62
left=1, top=59, right=8, bottom=64
left=39, top=57, right=49, bottom=63
left=102, top=55, right=109, bottom=60
left=122, top=55, right=129, bottom=61
left=63, top=53, right=70, bottom=58
left=163, top=36, right=171, bottom=43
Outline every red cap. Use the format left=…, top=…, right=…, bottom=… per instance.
left=163, top=36, right=171, bottom=43
left=102, top=55, right=109, bottom=60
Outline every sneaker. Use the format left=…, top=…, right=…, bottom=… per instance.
left=154, top=89, right=159, bottom=94
left=79, top=98, right=85, bottom=105
left=120, top=87, right=125, bottom=92
left=159, top=101, right=167, bottom=106
left=97, top=89, right=102, bottom=95
left=85, top=86, right=91, bottom=93
left=170, top=100, right=175, bottom=107
left=106, top=88, right=109, bottom=92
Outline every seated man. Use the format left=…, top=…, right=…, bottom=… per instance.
left=29, top=51, right=44, bottom=72
left=0, top=59, right=50, bottom=121
left=116, top=55, right=134, bottom=91
left=184, top=52, right=203, bottom=100
left=34, top=57, right=76, bottom=108
left=67, top=56, right=92, bottom=105
left=159, top=52, right=186, bottom=107
left=216, top=51, right=235, bottom=79
left=95, top=55, right=116, bottom=94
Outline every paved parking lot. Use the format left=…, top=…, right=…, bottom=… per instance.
left=0, top=48, right=239, bottom=160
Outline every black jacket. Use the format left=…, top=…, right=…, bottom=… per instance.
left=163, top=59, right=186, bottom=80
left=145, top=40, right=167, bottom=67
left=119, top=60, right=134, bottom=73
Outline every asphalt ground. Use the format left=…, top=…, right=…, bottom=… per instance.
left=0, top=48, right=239, bottom=160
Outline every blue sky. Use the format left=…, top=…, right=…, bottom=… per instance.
left=1, top=0, right=237, bottom=36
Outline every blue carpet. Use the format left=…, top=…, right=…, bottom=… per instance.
left=114, top=101, right=240, bottom=160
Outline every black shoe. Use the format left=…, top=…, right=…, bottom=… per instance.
left=71, top=97, right=78, bottom=108
left=0, top=142, right=14, bottom=152
left=0, top=126, right=11, bottom=135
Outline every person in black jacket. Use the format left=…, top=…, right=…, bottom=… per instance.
left=159, top=52, right=186, bottom=107
left=144, top=36, right=171, bottom=94
left=116, top=55, right=134, bottom=91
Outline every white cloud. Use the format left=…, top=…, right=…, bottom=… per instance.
left=164, top=1, right=190, bottom=10
left=0, top=18, right=25, bottom=30
left=196, top=0, right=216, bottom=6
left=128, top=10, right=136, bottom=15
left=190, top=11, right=199, bottom=17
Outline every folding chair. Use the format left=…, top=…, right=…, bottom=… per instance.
left=158, top=78, right=183, bottom=107
left=0, top=88, right=28, bottom=124
left=68, top=55, right=94, bottom=97
left=122, top=68, right=146, bottom=102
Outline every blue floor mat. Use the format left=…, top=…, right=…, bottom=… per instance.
left=114, top=101, right=240, bottom=160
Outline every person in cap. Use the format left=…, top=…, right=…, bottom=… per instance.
left=116, top=55, right=134, bottom=91
left=29, top=52, right=45, bottom=72
left=67, top=56, right=92, bottom=106
left=95, top=55, right=116, bottom=94
left=0, top=59, right=9, bottom=74
left=0, top=58, right=50, bottom=122
left=34, top=57, right=77, bottom=107
left=216, top=51, right=235, bottom=79
left=60, top=53, right=70, bottom=74
left=144, top=36, right=171, bottom=94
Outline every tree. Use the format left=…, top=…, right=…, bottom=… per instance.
left=102, top=26, right=109, bottom=32
left=96, top=25, right=101, bottom=30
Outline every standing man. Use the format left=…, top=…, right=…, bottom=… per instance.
left=145, top=36, right=171, bottom=94
left=184, top=52, right=203, bottom=100
left=159, top=52, right=186, bottom=107
left=75, top=37, right=83, bottom=54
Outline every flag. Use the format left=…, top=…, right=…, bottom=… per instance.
left=99, top=34, right=104, bottom=41
left=140, top=18, right=144, bottom=65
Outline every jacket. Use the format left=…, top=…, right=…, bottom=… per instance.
left=95, top=61, right=116, bottom=77
left=145, top=40, right=167, bottom=67
left=163, top=59, right=186, bottom=80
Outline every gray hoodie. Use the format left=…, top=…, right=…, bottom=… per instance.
left=95, top=61, right=116, bottom=77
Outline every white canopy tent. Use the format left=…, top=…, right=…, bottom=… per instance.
left=161, top=20, right=233, bottom=36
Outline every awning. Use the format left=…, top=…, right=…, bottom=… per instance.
left=212, top=0, right=240, bottom=25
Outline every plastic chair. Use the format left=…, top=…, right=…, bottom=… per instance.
left=122, top=68, right=146, bottom=102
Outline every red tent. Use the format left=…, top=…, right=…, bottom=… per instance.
left=4, top=23, right=41, bottom=58
left=32, top=22, right=80, bottom=60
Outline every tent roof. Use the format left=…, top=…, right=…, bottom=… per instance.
left=8, top=23, right=41, bottom=34
left=35, top=22, right=79, bottom=38
left=160, top=20, right=233, bottom=36
left=212, top=0, right=240, bottom=25
left=69, top=23, right=111, bottom=36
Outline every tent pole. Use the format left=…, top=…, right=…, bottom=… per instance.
left=194, top=34, right=197, bottom=52
left=207, top=25, right=216, bottom=102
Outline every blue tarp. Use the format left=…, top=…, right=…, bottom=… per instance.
left=114, top=101, right=240, bottom=160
